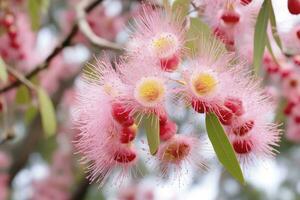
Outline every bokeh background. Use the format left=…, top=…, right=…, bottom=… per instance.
left=0, top=0, right=300, bottom=199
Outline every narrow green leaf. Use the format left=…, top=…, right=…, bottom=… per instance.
left=269, top=1, right=282, bottom=50
left=172, top=0, right=190, bottom=21
left=205, top=112, right=245, bottom=184
left=37, top=87, right=56, bottom=137
left=0, top=57, right=8, bottom=83
left=253, top=0, right=270, bottom=74
left=266, top=35, right=279, bottom=66
left=141, top=114, right=160, bottom=155
left=27, top=0, right=40, bottom=30
left=27, top=0, right=49, bottom=31
left=16, top=85, right=31, bottom=105
left=25, top=105, right=38, bottom=125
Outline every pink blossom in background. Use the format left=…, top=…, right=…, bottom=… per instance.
left=31, top=148, right=73, bottom=200
left=118, top=184, right=154, bottom=200
left=39, top=55, right=80, bottom=95
left=61, top=1, right=127, bottom=45
left=0, top=12, right=38, bottom=71
left=0, top=152, right=11, bottom=200
left=280, top=23, right=300, bottom=54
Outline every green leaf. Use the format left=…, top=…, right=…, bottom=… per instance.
left=25, top=105, right=38, bottom=125
left=253, top=0, right=271, bottom=75
left=27, top=0, right=49, bottom=31
left=0, top=57, right=8, bottom=83
left=37, top=87, right=56, bottom=137
left=172, top=0, right=190, bottom=21
left=27, top=0, right=41, bottom=30
left=141, top=114, right=160, bottom=155
left=16, top=85, right=31, bottom=105
left=269, top=1, right=282, bottom=50
left=266, top=35, right=279, bottom=66
left=185, top=17, right=213, bottom=54
left=205, top=112, right=245, bottom=184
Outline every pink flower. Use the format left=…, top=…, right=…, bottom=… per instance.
left=128, top=5, right=186, bottom=71
left=117, top=57, right=170, bottom=118
left=176, top=39, right=243, bottom=115
left=73, top=57, right=138, bottom=186
left=222, top=71, right=281, bottom=166
left=156, top=135, right=207, bottom=180
left=200, top=0, right=259, bottom=50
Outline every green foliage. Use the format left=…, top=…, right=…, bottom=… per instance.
left=27, top=0, right=49, bottom=31
left=266, top=35, right=279, bottom=66
left=37, top=87, right=57, bottom=137
left=16, top=85, right=31, bottom=105
left=253, top=0, right=271, bottom=74
left=205, top=112, right=245, bottom=184
left=172, top=0, right=190, bottom=21
left=0, top=57, right=8, bottom=83
left=141, top=114, right=160, bottom=155
left=269, top=1, right=282, bottom=50
left=185, top=17, right=212, bottom=54
left=25, top=105, right=38, bottom=125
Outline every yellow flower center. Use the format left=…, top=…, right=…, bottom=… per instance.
left=162, top=141, right=191, bottom=163
left=151, top=33, right=178, bottom=58
left=134, top=77, right=165, bottom=107
left=191, top=72, right=217, bottom=96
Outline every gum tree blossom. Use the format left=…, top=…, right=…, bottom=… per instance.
left=73, top=4, right=281, bottom=186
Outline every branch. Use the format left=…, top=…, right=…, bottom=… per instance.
left=76, top=0, right=123, bottom=51
left=6, top=66, right=37, bottom=91
left=0, top=0, right=105, bottom=94
left=70, top=178, right=90, bottom=200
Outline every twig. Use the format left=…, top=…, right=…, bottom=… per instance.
left=76, top=0, right=123, bottom=51
left=70, top=178, right=90, bottom=200
left=6, top=66, right=37, bottom=91
left=0, top=0, right=104, bottom=94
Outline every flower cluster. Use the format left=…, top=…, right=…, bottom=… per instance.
left=73, top=5, right=280, bottom=186
left=262, top=52, right=300, bottom=142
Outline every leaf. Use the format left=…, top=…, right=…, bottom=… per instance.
left=16, top=85, right=31, bottom=105
left=172, top=0, right=190, bottom=21
left=253, top=0, right=270, bottom=75
left=266, top=35, right=279, bottom=66
left=37, top=87, right=56, bottom=137
left=185, top=17, right=213, bottom=54
left=269, top=1, right=282, bottom=50
left=141, top=114, right=160, bottom=155
left=205, top=112, right=245, bottom=184
left=27, top=0, right=49, bottom=31
left=25, top=105, right=38, bottom=125
left=0, top=57, right=8, bottom=83
left=27, top=0, right=40, bottom=30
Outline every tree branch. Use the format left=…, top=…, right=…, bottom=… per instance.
left=76, top=0, right=123, bottom=51
left=0, top=0, right=107, bottom=94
